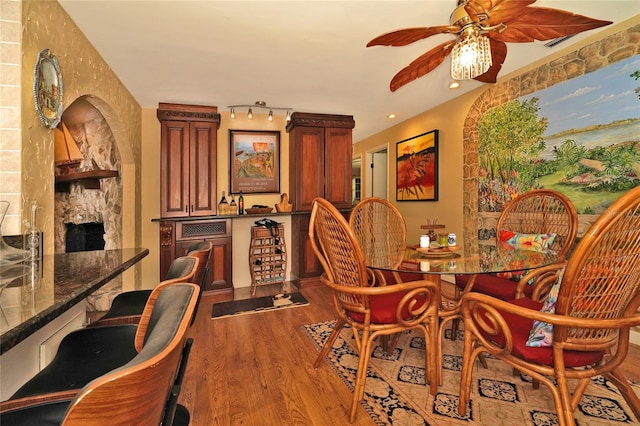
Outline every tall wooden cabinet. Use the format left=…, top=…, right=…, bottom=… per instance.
left=157, top=103, right=233, bottom=294
left=158, top=103, right=219, bottom=218
left=286, top=112, right=355, bottom=285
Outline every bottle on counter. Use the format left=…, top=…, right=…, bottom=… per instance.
left=238, top=191, right=244, bottom=215
left=218, top=191, right=229, bottom=215
left=230, top=194, right=238, bottom=215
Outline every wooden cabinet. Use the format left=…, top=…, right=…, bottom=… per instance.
left=157, top=103, right=220, bottom=218
left=157, top=103, right=231, bottom=294
left=286, top=112, right=355, bottom=211
left=286, top=112, right=355, bottom=284
left=160, top=219, right=232, bottom=293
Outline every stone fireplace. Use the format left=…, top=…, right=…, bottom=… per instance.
left=54, top=98, right=123, bottom=311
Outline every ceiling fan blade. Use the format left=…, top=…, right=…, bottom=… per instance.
left=367, top=26, right=459, bottom=47
left=489, top=7, right=612, bottom=43
left=465, top=0, right=535, bottom=27
left=473, top=39, right=507, bottom=83
left=390, top=41, right=456, bottom=92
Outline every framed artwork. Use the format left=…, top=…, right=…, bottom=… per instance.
left=396, top=129, right=439, bottom=201
left=33, top=49, right=63, bottom=129
left=229, top=130, right=280, bottom=194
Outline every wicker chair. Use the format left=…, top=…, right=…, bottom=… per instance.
left=458, top=186, right=640, bottom=426
left=349, top=197, right=406, bottom=285
left=456, top=189, right=578, bottom=302
left=309, top=197, right=441, bottom=422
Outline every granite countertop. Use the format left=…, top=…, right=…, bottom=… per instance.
left=0, top=248, right=149, bottom=355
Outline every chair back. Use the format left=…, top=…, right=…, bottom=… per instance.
left=349, top=197, right=406, bottom=270
left=135, top=256, right=199, bottom=350
left=63, top=283, right=200, bottom=424
left=309, top=198, right=371, bottom=312
left=496, top=189, right=578, bottom=260
left=555, top=186, right=640, bottom=349
left=186, top=241, right=213, bottom=288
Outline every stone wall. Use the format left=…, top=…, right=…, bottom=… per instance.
left=462, top=24, right=640, bottom=250
left=54, top=112, right=123, bottom=311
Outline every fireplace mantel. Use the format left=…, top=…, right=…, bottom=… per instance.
left=55, top=169, right=119, bottom=192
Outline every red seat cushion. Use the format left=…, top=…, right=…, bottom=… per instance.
left=375, top=270, right=425, bottom=286
left=456, top=274, right=533, bottom=301
left=347, top=291, right=427, bottom=324
left=480, top=298, right=604, bottom=367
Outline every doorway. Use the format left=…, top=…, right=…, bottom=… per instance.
left=365, top=146, right=388, bottom=199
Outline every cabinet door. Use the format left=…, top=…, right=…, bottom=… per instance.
left=291, top=215, right=322, bottom=281
left=174, top=238, right=231, bottom=291
left=324, top=127, right=352, bottom=209
left=160, top=121, right=190, bottom=218
left=208, top=236, right=232, bottom=291
left=189, top=122, right=217, bottom=216
left=292, top=127, right=325, bottom=211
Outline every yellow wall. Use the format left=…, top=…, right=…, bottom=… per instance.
left=21, top=0, right=142, bottom=255
left=353, top=89, right=484, bottom=247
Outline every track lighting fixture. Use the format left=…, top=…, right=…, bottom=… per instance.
left=228, top=101, right=293, bottom=122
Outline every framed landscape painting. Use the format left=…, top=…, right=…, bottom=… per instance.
left=396, top=130, right=439, bottom=201
left=229, top=130, right=280, bottom=194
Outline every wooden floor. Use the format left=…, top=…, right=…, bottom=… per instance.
left=179, top=282, right=640, bottom=426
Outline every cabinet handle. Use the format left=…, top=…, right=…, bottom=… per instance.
left=191, top=204, right=194, bottom=212
left=185, top=205, right=188, bottom=213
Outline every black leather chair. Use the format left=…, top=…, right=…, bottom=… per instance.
left=89, top=252, right=203, bottom=327
left=0, top=284, right=200, bottom=425
left=7, top=261, right=199, bottom=400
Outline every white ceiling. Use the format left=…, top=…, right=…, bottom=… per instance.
left=58, top=1, right=638, bottom=142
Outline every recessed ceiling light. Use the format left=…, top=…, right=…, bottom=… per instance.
left=449, top=81, right=460, bottom=89
left=387, top=113, right=397, bottom=119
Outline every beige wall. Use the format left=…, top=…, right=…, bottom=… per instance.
left=0, top=0, right=22, bottom=235
left=353, top=90, right=484, bottom=247
left=19, top=0, right=142, bottom=256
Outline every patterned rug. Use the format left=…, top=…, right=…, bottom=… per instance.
left=303, top=320, right=640, bottom=426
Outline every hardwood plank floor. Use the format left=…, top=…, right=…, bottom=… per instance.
left=179, top=282, right=640, bottom=425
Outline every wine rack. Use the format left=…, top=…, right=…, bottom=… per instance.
left=249, top=224, right=286, bottom=294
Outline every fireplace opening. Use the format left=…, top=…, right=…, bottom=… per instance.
left=65, top=222, right=105, bottom=252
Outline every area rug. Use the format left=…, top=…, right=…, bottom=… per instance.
left=211, top=293, right=308, bottom=318
left=304, top=320, right=640, bottom=426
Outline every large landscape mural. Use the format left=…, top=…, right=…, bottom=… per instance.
left=478, top=55, right=640, bottom=215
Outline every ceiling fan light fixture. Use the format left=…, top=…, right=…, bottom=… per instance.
left=451, top=26, right=492, bottom=80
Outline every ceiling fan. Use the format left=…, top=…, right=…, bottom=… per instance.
left=367, top=0, right=612, bottom=91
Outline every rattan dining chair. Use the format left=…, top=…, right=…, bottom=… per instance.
left=458, top=186, right=640, bottom=426
left=309, top=197, right=441, bottom=422
left=349, top=197, right=407, bottom=285
left=456, top=188, right=579, bottom=302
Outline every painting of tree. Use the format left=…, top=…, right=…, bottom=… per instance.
left=478, top=55, right=640, bottom=214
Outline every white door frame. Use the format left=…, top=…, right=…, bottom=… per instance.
left=364, top=143, right=389, bottom=200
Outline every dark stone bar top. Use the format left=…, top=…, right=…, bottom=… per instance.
left=0, top=248, right=149, bottom=355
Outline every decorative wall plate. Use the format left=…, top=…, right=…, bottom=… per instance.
left=33, top=48, right=63, bottom=129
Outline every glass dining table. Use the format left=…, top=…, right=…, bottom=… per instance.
left=363, top=242, right=561, bottom=337
left=363, top=242, right=561, bottom=384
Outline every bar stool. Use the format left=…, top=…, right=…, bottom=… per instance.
left=89, top=243, right=209, bottom=327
